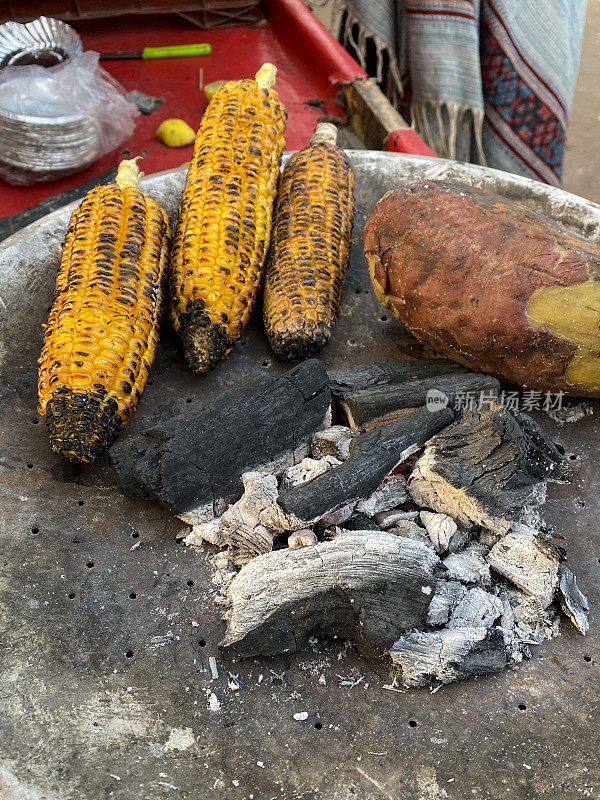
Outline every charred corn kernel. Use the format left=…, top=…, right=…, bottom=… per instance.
left=263, top=123, right=355, bottom=360
left=156, top=118, right=196, bottom=147
left=169, top=62, right=287, bottom=373
left=37, top=158, right=171, bottom=463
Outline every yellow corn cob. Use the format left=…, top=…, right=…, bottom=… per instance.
left=263, top=122, right=355, bottom=361
left=169, top=62, right=287, bottom=373
left=37, top=158, right=171, bottom=463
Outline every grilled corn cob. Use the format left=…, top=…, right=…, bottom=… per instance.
left=38, top=158, right=171, bottom=462
left=263, top=122, right=355, bottom=360
left=170, top=62, right=287, bottom=373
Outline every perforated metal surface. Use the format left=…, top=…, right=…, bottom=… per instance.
left=0, top=153, right=599, bottom=800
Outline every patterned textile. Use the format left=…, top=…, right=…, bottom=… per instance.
left=339, top=0, right=587, bottom=185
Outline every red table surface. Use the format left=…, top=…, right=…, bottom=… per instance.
left=0, top=9, right=352, bottom=218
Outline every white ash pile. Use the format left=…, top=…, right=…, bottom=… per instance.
left=108, top=356, right=590, bottom=689
left=185, top=391, right=588, bottom=689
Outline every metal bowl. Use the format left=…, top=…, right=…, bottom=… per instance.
left=0, top=153, right=599, bottom=799
left=0, top=16, right=83, bottom=68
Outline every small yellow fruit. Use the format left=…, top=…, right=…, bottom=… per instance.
left=204, top=80, right=226, bottom=101
left=155, top=119, right=195, bottom=147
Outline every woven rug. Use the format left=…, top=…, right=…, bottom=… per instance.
left=338, top=0, right=587, bottom=185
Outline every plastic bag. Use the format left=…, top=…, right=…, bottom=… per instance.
left=0, top=51, right=139, bottom=185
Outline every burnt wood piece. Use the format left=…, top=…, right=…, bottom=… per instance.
left=557, top=565, right=589, bottom=634
left=442, top=548, right=491, bottom=585
left=510, top=595, right=559, bottom=642
left=426, top=580, right=467, bottom=626
left=336, top=373, right=500, bottom=430
left=219, top=531, right=439, bottom=661
left=389, top=627, right=508, bottom=687
left=109, top=360, right=331, bottom=521
left=217, top=472, right=280, bottom=566
left=343, top=512, right=381, bottom=531
left=275, top=406, right=454, bottom=528
left=420, top=511, right=457, bottom=553
left=486, top=524, right=562, bottom=608
left=327, top=359, right=466, bottom=398
left=354, top=473, right=407, bottom=516
left=409, top=403, right=574, bottom=534
left=447, top=587, right=504, bottom=629
left=310, top=426, right=355, bottom=461
left=375, top=508, right=419, bottom=528
left=280, top=456, right=341, bottom=492
left=388, top=519, right=432, bottom=545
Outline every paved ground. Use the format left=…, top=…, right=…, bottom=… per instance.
left=563, top=0, right=600, bottom=204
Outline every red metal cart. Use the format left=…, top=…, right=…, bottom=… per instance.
left=0, top=0, right=434, bottom=224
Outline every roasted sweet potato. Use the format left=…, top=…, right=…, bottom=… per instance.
left=364, top=180, right=600, bottom=397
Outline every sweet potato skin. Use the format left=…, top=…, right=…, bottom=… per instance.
left=364, top=180, right=600, bottom=397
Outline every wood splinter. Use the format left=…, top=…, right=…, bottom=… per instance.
left=557, top=565, right=589, bottom=634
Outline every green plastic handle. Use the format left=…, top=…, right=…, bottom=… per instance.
left=141, top=44, right=211, bottom=59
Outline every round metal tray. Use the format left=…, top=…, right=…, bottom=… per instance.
left=0, top=153, right=598, bottom=800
